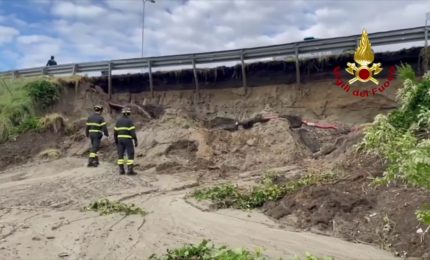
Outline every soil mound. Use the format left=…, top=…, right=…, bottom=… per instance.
left=263, top=151, right=430, bottom=258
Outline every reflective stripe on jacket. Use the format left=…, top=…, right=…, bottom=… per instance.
left=86, top=113, right=108, bottom=136
left=114, top=116, right=137, bottom=142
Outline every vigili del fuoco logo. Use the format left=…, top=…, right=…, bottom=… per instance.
left=333, top=29, right=396, bottom=97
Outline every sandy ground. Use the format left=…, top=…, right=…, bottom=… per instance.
left=0, top=158, right=399, bottom=260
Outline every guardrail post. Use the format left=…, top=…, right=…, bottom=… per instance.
left=108, top=62, right=112, bottom=100
left=12, top=71, right=17, bottom=79
left=241, top=50, right=247, bottom=92
left=41, top=67, right=47, bottom=76
left=192, top=57, right=199, bottom=97
left=295, top=45, right=300, bottom=84
left=148, top=60, right=154, bottom=97
left=72, top=64, right=79, bottom=96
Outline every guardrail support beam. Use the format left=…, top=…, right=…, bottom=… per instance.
left=108, top=62, right=112, bottom=100
left=241, top=52, right=247, bottom=91
left=295, top=46, right=300, bottom=84
left=72, top=64, right=79, bottom=96
left=192, top=58, right=199, bottom=97
left=148, top=60, right=154, bottom=97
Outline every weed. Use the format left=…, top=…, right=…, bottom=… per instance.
left=83, top=199, right=145, bottom=216
left=149, top=240, right=333, bottom=260
left=192, top=173, right=336, bottom=210
left=148, top=240, right=270, bottom=259
left=416, top=208, right=430, bottom=226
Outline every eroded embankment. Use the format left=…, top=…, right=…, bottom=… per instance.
left=0, top=60, right=428, bottom=259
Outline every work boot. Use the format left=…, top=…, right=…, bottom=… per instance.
left=119, top=165, right=125, bottom=175
left=127, top=165, right=137, bottom=175
left=94, top=156, right=99, bottom=167
left=87, top=158, right=95, bottom=167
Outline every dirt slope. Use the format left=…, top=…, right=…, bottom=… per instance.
left=0, top=158, right=398, bottom=260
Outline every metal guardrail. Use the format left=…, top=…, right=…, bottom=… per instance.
left=0, top=26, right=428, bottom=97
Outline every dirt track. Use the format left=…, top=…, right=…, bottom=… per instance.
left=0, top=157, right=398, bottom=260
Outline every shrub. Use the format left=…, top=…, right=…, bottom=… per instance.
left=361, top=64, right=430, bottom=225
left=25, top=80, right=60, bottom=109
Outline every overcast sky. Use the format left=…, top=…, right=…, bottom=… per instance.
left=0, top=0, right=429, bottom=71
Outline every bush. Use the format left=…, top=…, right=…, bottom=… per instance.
left=361, top=64, right=430, bottom=225
left=25, top=80, right=60, bottom=109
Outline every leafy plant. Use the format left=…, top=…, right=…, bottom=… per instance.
left=84, top=199, right=145, bottom=216
left=192, top=173, right=336, bottom=210
left=149, top=240, right=333, bottom=260
left=25, top=80, right=60, bottom=109
left=361, top=64, right=430, bottom=223
left=149, top=239, right=269, bottom=259
left=416, top=208, right=430, bottom=226
left=396, top=63, right=416, bottom=82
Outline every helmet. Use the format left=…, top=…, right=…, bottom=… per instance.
left=121, top=107, right=131, bottom=115
left=94, top=104, right=103, bottom=112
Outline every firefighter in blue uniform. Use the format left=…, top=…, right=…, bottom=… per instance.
left=114, top=107, right=138, bottom=175
left=85, top=105, right=109, bottom=167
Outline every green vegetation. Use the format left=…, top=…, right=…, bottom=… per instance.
left=0, top=77, right=60, bottom=142
left=361, top=64, right=430, bottom=226
left=83, top=199, right=146, bottom=216
left=149, top=240, right=269, bottom=260
left=416, top=208, right=430, bottom=226
left=148, top=240, right=333, bottom=260
left=192, top=173, right=336, bottom=210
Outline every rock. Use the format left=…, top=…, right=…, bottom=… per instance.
left=58, top=252, right=69, bottom=258
left=46, top=236, right=55, bottom=239
left=246, top=138, right=257, bottom=146
left=32, top=237, right=41, bottom=241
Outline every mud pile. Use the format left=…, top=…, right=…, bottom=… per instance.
left=263, top=150, right=430, bottom=258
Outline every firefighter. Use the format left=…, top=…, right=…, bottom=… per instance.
left=85, top=105, right=109, bottom=167
left=114, top=107, right=138, bottom=175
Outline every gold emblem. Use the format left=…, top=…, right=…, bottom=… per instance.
left=346, top=29, right=382, bottom=85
